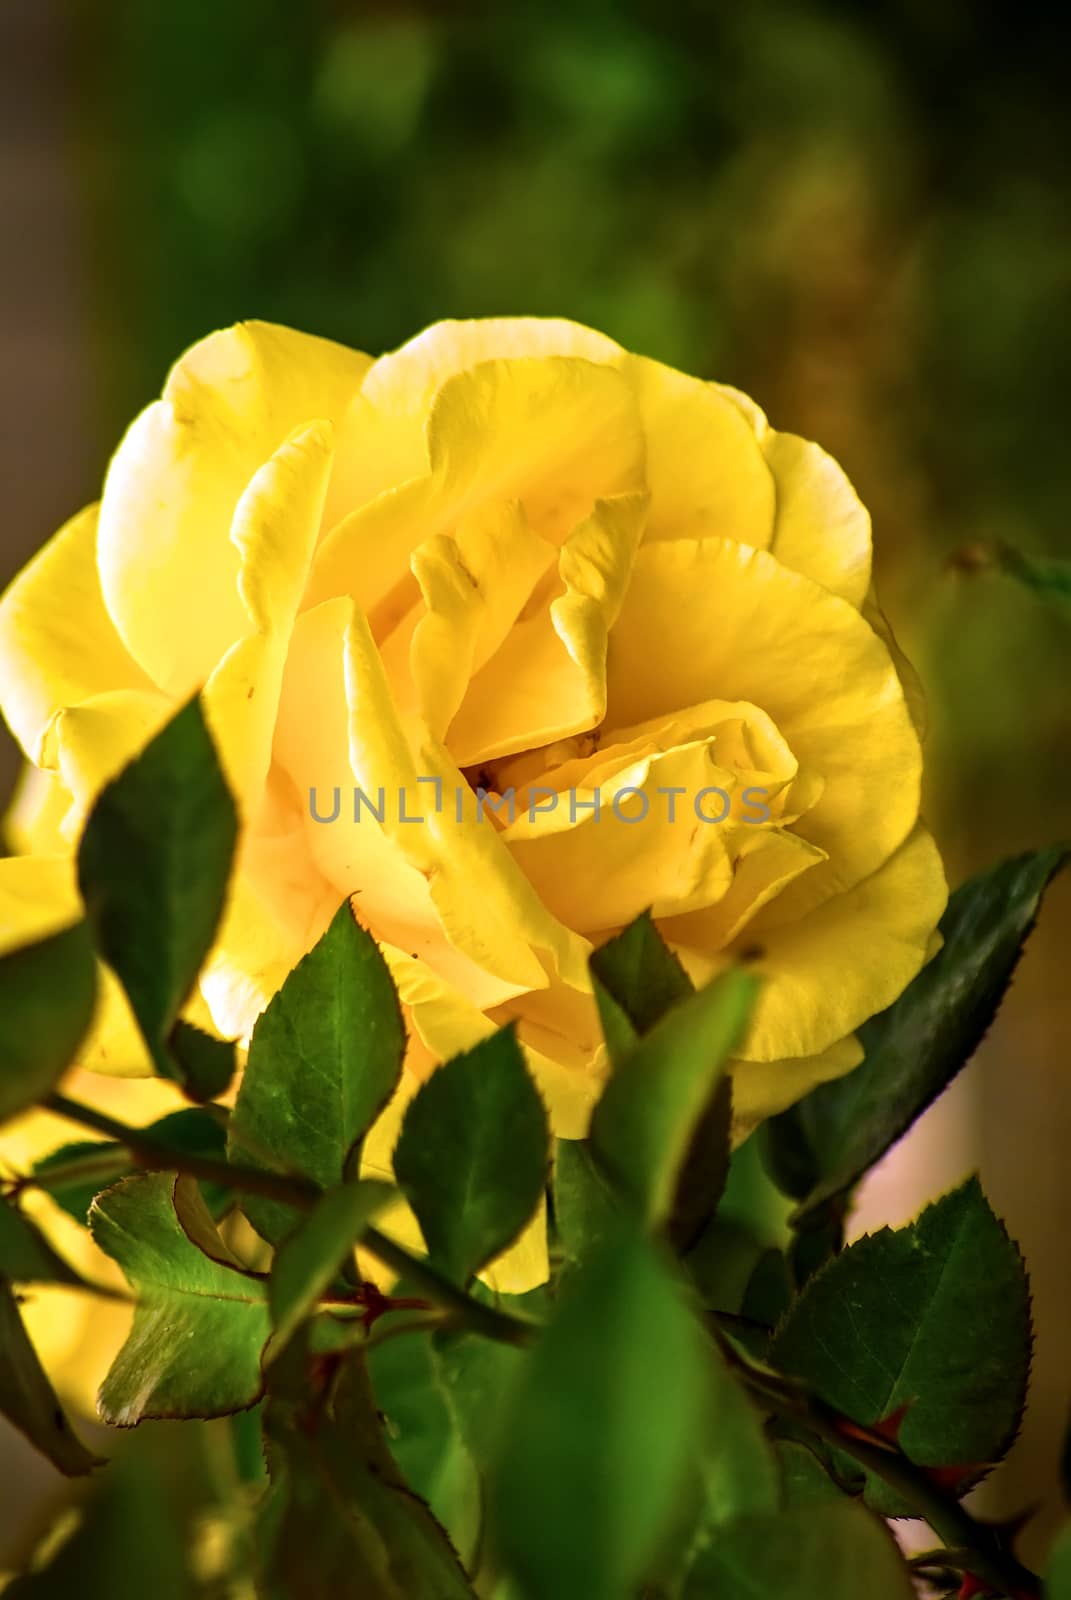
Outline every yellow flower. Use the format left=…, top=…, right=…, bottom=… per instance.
left=0, top=318, right=946, bottom=1312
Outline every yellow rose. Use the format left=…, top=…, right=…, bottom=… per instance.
left=0, top=317, right=946, bottom=1310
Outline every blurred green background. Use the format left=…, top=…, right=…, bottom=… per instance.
left=1, top=0, right=1068, bottom=1572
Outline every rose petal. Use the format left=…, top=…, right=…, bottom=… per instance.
left=622, top=355, right=776, bottom=546
left=53, top=688, right=173, bottom=840
left=0, top=504, right=154, bottom=766
left=99, top=322, right=368, bottom=694
left=198, top=769, right=340, bottom=1044
left=0, top=854, right=153, bottom=1075
left=325, top=315, right=626, bottom=517
left=660, top=826, right=828, bottom=952
left=202, top=419, right=335, bottom=819
left=388, top=942, right=593, bottom=1141
left=607, top=538, right=922, bottom=911
left=307, top=355, right=645, bottom=619
left=403, top=726, right=593, bottom=993
left=717, top=385, right=872, bottom=607
left=673, top=823, right=948, bottom=1064
left=4, top=766, right=71, bottom=856
left=729, top=1034, right=865, bottom=1137
left=408, top=500, right=554, bottom=739
left=0, top=852, right=80, bottom=953
left=446, top=492, right=648, bottom=765
left=504, top=741, right=738, bottom=931
left=274, top=600, right=466, bottom=978
left=344, top=598, right=589, bottom=990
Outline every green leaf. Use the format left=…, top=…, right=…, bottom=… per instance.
left=740, top=1248, right=794, bottom=1342
left=432, top=1315, right=527, bottom=1472
left=32, top=1140, right=136, bottom=1225
left=492, top=1227, right=706, bottom=1600
left=683, top=1217, right=769, bottom=1326
left=76, top=698, right=238, bottom=1095
left=171, top=1172, right=251, bottom=1271
left=393, top=1027, right=549, bottom=1283
left=230, top=1403, right=269, bottom=1486
left=1047, top=1525, right=1071, bottom=1600
left=33, top=1105, right=234, bottom=1225
left=775, top=1439, right=850, bottom=1508
left=787, top=1212, right=844, bottom=1289
left=683, top=1503, right=913, bottom=1599
left=552, top=1137, right=622, bottom=1275
left=585, top=917, right=741, bottom=1245
left=590, top=910, right=693, bottom=1055
left=695, top=1339, right=780, bottom=1527
left=0, top=920, right=97, bottom=1124
left=169, top=1018, right=236, bottom=1102
left=589, top=969, right=757, bottom=1227
left=145, top=1106, right=235, bottom=1216
left=90, top=1172, right=270, bottom=1424
left=260, top=1341, right=476, bottom=1599
left=769, top=1179, right=1031, bottom=1477
left=0, top=1279, right=102, bottom=1474
left=682, top=1133, right=792, bottom=1319
left=369, top=1323, right=482, bottom=1564
left=763, top=846, right=1068, bottom=1217
left=228, top=900, right=405, bottom=1243
left=667, top=1075, right=734, bottom=1253
left=0, top=1200, right=84, bottom=1286
left=268, top=1178, right=394, bottom=1356
left=647, top=1335, right=779, bottom=1597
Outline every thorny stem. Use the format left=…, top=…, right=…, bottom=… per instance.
left=40, top=1091, right=538, bottom=1349
left=36, top=1092, right=1042, bottom=1596
left=359, top=1223, right=536, bottom=1346
left=42, top=1092, right=321, bottom=1206
left=711, top=1330, right=1040, bottom=1599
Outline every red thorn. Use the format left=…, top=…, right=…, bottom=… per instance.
left=956, top=1577, right=990, bottom=1600
left=872, top=1401, right=914, bottom=1444
left=953, top=1568, right=1035, bottom=1599
left=339, top=1281, right=432, bottom=1331
left=831, top=1401, right=916, bottom=1453
left=925, top=1460, right=994, bottom=1492
left=953, top=1580, right=1034, bottom=1600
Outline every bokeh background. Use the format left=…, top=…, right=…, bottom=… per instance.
left=1, top=0, right=1068, bottom=1573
